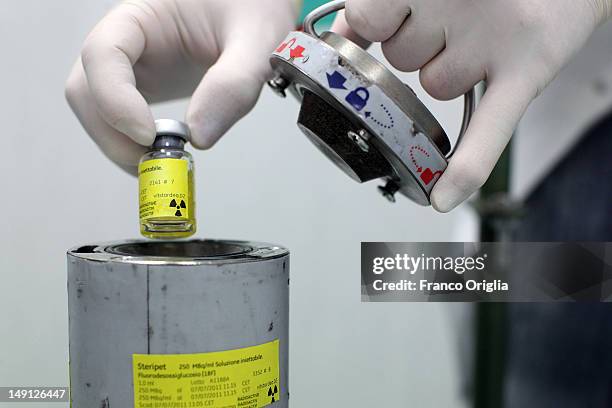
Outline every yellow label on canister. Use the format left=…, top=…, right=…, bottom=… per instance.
left=139, top=158, right=189, bottom=221
left=133, top=340, right=280, bottom=408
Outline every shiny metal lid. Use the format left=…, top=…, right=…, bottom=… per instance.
left=155, top=119, right=191, bottom=142
left=268, top=0, right=476, bottom=206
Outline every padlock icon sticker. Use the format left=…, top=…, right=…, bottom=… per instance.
left=345, top=87, right=370, bottom=111
left=420, top=168, right=443, bottom=185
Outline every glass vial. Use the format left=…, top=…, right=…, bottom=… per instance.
left=138, top=119, right=196, bottom=239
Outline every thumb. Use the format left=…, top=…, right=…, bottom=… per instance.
left=186, top=36, right=270, bottom=150
left=431, top=78, right=537, bottom=212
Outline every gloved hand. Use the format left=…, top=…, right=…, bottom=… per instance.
left=66, top=0, right=298, bottom=171
left=334, top=0, right=612, bottom=212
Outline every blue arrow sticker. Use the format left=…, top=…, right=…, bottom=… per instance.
left=326, top=71, right=347, bottom=90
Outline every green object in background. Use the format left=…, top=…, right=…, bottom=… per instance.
left=299, top=0, right=335, bottom=29
left=474, top=141, right=512, bottom=408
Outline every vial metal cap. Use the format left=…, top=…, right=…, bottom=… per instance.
left=155, top=119, right=191, bottom=142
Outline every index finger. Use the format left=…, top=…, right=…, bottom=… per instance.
left=80, top=3, right=155, bottom=146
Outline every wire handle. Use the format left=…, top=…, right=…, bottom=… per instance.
left=303, top=0, right=475, bottom=158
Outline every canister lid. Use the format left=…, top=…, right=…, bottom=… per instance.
left=155, top=119, right=191, bottom=142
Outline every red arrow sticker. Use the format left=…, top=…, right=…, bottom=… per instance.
left=276, top=38, right=296, bottom=53
left=289, top=45, right=305, bottom=59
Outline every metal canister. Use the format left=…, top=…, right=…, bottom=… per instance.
left=67, top=240, right=289, bottom=408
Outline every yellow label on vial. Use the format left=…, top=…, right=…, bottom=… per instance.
left=133, top=340, right=280, bottom=408
left=139, top=158, right=189, bottom=221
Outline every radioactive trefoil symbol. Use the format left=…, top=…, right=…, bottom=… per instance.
left=268, top=385, right=279, bottom=403
left=169, top=199, right=187, bottom=216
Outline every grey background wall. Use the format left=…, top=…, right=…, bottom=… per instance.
left=0, top=1, right=475, bottom=407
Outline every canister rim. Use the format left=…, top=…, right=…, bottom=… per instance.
left=67, top=239, right=289, bottom=265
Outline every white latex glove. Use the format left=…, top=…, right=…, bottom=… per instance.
left=333, top=0, right=612, bottom=212
left=66, top=0, right=298, bottom=171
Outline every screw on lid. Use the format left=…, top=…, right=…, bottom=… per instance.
left=155, top=119, right=191, bottom=142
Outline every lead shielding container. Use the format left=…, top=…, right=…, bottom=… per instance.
left=67, top=240, right=289, bottom=407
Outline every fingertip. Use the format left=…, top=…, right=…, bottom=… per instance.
left=330, top=10, right=371, bottom=49
left=344, top=0, right=410, bottom=42
left=430, top=187, right=459, bottom=213
left=431, top=158, right=488, bottom=212
left=186, top=117, right=222, bottom=150
left=116, top=115, right=157, bottom=147
left=63, top=59, right=150, bottom=168
left=84, top=77, right=156, bottom=146
left=186, top=93, right=228, bottom=150
left=186, top=64, right=262, bottom=151
left=419, top=63, right=454, bottom=101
